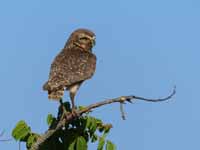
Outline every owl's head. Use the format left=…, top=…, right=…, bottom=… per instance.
left=65, top=28, right=96, bottom=52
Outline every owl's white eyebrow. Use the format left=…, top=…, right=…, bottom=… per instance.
left=85, top=35, right=95, bottom=40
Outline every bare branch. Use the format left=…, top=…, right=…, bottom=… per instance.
left=30, top=87, right=176, bottom=150
left=120, top=103, right=126, bottom=120
left=131, top=86, right=176, bottom=102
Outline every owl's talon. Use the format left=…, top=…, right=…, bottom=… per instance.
left=71, top=108, right=79, bottom=118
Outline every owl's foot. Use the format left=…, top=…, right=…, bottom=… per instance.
left=71, top=108, right=79, bottom=118
left=59, top=99, right=68, bottom=120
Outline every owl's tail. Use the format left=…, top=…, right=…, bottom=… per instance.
left=48, top=90, right=64, bottom=100
left=43, top=81, right=64, bottom=100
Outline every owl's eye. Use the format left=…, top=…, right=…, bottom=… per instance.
left=79, top=37, right=89, bottom=40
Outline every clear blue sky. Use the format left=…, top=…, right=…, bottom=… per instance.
left=0, top=0, right=199, bottom=149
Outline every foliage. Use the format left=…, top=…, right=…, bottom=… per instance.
left=12, top=102, right=116, bottom=150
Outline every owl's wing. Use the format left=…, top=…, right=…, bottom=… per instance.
left=44, top=48, right=96, bottom=91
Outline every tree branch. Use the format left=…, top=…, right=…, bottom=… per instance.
left=30, top=87, right=176, bottom=150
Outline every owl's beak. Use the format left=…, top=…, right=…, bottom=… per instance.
left=90, top=36, right=96, bottom=47
left=84, top=35, right=96, bottom=47
left=91, top=39, right=96, bottom=47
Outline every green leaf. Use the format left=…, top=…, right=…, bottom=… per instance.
left=46, top=114, right=55, bottom=126
left=91, top=134, right=98, bottom=143
left=26, top=134, right=38, bottom=148
left=91, top=118, right=97, bottom=133
left=68, top=140, right=76, bottom=150
left=97, top=137, right=105, bottom=150
left=104, top=125, right=111, bottom=134
left=86, top=117, right=97, bottom=134
left=106, top=140, right=116, bottom=150
left=95, top=119, right=103, bottom=125
left=102, top=130, right=109, bottom=139
left=85, top=117, right=91, bottom=129
left=86, top=117, right=104, bottom=136
left=63, top=131, right=77, bottom=150
left=79, top=117, right=87, bottom=129
left=76, top=136, right=87, bottom=150
left=78, top=106, right=86, bottom=111
left=12, top=120, right=31, bottom=141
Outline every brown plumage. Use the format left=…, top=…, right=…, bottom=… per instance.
left=43, top=29, right=96, bottom=110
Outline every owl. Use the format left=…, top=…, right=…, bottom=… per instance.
left=43, top=29, right=96, bottom=112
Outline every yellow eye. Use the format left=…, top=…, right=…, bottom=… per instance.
left=80, top=37, right=88, bottom=40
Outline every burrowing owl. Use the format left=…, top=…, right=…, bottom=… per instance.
left=43, top=29, right=96, bottom=112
